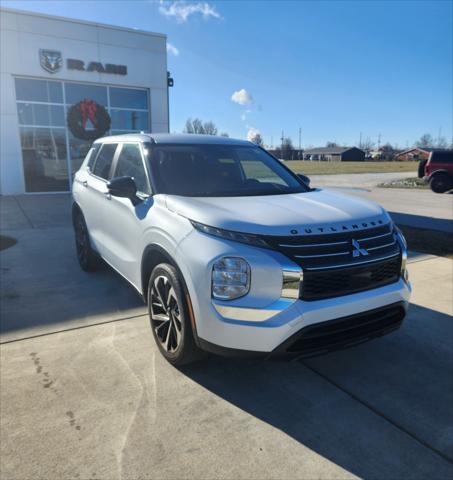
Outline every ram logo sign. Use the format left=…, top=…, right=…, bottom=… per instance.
left=39, top=49, right=62, bottom=73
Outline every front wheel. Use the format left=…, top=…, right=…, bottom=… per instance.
left=430, top=173, right=452, bottom=193
left=148, top=263, right=202, bottom=366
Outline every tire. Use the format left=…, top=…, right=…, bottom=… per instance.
left=72, top=210, right=99, bottom=272
left=417, top=159, right=427, bottom=178
left=148, top=263, right=202, bottom=366
left=430, top=173, right=453, bottom=194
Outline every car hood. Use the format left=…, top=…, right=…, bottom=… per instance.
left=164, top=189, right=391, bottom=236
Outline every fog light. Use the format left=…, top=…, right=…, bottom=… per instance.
left=212, top=257, right=250, bottom=300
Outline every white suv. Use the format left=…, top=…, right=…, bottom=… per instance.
left=72, top=133, right=411, bottom=365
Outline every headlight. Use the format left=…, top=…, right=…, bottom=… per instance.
left=212, top=257, right=250, bottom=300
left=190, top=220, right=269, bottom=248
left=393, top=224, right=409, bottom=281
left=394, top=224, right=407, bottom=250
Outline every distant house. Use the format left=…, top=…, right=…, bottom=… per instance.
left=303, top=146, right=365, bottom=162
left=266, top=148, right=303, bottom=160
left=394, top=147, right=436, bottom=161
left=370, top=145, right=400, bottom=161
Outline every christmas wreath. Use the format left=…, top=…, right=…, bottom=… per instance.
left=67, top=99, right=111, bottom=141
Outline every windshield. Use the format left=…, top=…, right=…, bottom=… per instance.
left=147, top=144, right=307, bottom=197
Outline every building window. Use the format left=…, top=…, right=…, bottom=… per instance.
left=110, top=87, right=148, bottom=109
left=110, top=110, right=149, bottom=131
left=65, top=83, right=108, bottom=106
left=15, top=78, right=63, bottom=103
left=15, top=77, right=150, bottom=192
left=17, top=103, right=65, bottom=127
left=20, top=127, right=68, bottom=192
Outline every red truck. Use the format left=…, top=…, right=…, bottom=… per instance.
left=418, top=150, right=453, bottom=193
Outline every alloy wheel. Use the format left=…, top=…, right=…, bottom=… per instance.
left=150, top=275, right=182, bottom=352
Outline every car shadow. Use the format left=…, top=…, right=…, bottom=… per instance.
left=0, top=225, right=146, bottom=341
left=181, top=303, right=453, bottom=479
left=389, top=211, right=453, bottom=234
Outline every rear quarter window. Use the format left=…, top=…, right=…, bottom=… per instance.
left=431, top=151, right=453, bottom=164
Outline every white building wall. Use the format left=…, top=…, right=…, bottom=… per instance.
left=0, top=8, right=168, bottom=194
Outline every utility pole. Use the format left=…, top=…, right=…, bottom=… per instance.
left=281, top=130, right=284, bottom=159
left=377, top=133, right=382, bottom=149
left=270, top=136, right=273, bottom=149
left=359, top=132, right=362, bottom=149
left=298, top=127, right=302, bottom=160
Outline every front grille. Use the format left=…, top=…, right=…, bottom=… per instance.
left=264, top=222, right=402, bottom=301
left=274, top=303, right=406, bottom=357
left=302, top=256, right=401, bottom=300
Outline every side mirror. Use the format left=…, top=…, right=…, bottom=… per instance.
left=298, top=174, right=311, bottom=186
left=107, top=176, right=140, bottom=205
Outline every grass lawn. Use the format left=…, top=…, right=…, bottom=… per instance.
left=378, top=177, right=428, bottom=189
left=284, top=160, right=418, bottom=175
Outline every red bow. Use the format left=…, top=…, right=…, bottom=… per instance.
left=79, top=99, right=98, bottom=129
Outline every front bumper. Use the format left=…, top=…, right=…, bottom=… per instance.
left=198, top=301, right=408, bottom=358
left=198, top=277, right=411, bottom=355
left=177, top=227, right=411, bottom=356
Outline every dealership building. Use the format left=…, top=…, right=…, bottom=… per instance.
left=0, top=8, right=170, bottom=194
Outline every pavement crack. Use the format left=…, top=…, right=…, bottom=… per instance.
left=302, top=362, right=453, bottom=466
left=13, top=196, right=35, bottom=229
left=0, top=313, right=147, bottom=345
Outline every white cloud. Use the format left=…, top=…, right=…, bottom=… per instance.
left=231, top=88, right=253, bottom=105
left=247, top=127, right=260, bottom=142
left=240, top=113, right=246, bottom=122
left=159, top=1, right=221, bottom=22
left=167, top=42, right=180, bottom=56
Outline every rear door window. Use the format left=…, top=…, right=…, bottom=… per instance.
left=92, top=143, right=118, bottom=180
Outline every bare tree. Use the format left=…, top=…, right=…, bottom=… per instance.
left=275, top=137, right=294, bottom=160
left=203, top=121, right=218, bottom=136
left=184, top=118, right=219, bottom=135
left=436, top=136, right=448, bottom=148
left=361, top=137, right=375, bottom=153
left=326, top=141, right=338, bottom=148
left=380, top=143, right=394, bottom=152
left=378, top=143, right=396, bottom=160
left=249, top=132, right=263, bottom=146
left=220, top=132, right=229, bottom=137
left=416, top=134, right=434, bottom=148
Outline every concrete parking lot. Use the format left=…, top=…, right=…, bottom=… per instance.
left=1, top=193, right=452, bottom=480
left=311, top=173, right=453, bottom=233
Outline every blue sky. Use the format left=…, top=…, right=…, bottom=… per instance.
left=3, top=0, right=452, bottom=148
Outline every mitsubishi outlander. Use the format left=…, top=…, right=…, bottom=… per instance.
left=72, top=134, right=411, bottom=365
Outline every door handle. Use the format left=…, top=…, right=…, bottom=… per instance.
left=82, top=180, right=88, bottom=187
left=104, top=192, right=111, bottom=200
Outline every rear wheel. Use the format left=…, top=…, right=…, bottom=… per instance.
left=430, top=173, right=452, bottom=193
left=73, top=210, right=99, bottom=271
left=148, top=263, right=202, bottom=366
left=417, top=159, right=427, bottom=178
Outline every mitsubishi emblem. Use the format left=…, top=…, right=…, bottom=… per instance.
left=352, top=239, right=369, bottom=257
